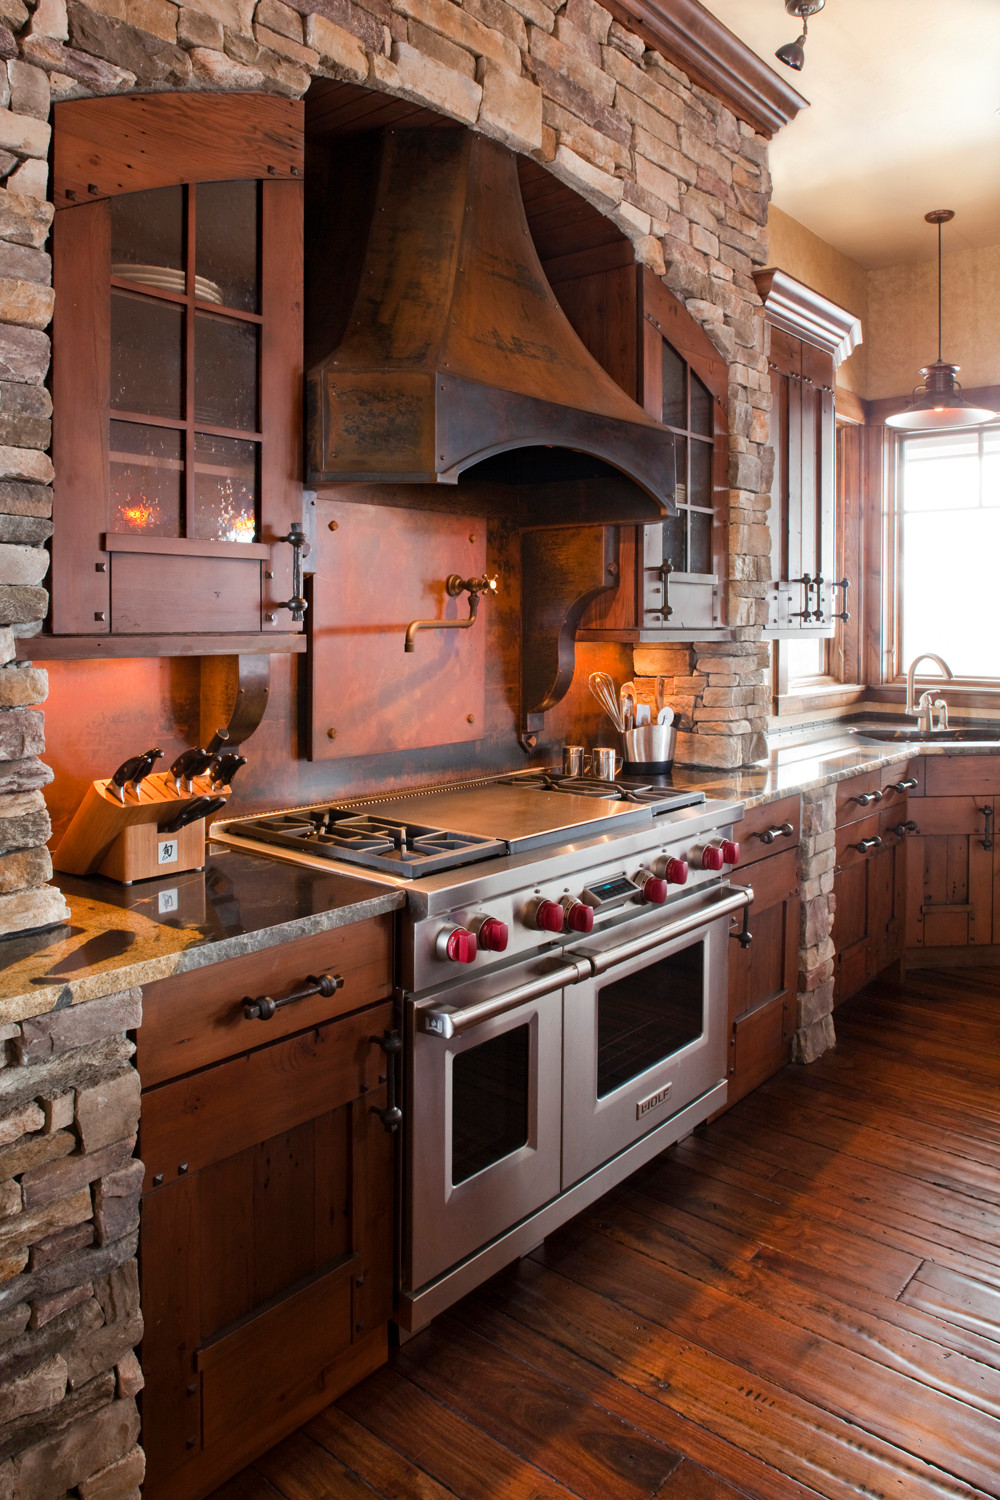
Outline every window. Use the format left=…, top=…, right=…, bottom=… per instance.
left=898, top=428, right=1000, bottom=678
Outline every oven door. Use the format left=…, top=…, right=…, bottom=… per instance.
left=562, top=885, right=748, bottom=1188
left=404, top=955, right=588, bottom=1294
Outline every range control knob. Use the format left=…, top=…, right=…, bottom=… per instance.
left=437, top=927, right=478, bottom=964
left=721, top=839, right=740, bottom=867
left=662, top=856, right=689, bottom=886
left=529, top=898, right=564, bottom=934
left=635, top=869, right=669, bottom=904
left=473, top=916, right=509, bottom=952
left=561, top=897, right=594, bottom=934
left=700, top=844, right=725, bottom=872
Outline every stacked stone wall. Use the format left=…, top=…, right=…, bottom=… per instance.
left=0, top=985, right=142, bottom=1499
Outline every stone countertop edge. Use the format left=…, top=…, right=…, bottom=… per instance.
left=0, top=885, right=406, bottom=1026
left=4, top=738, right=995, bottom=1023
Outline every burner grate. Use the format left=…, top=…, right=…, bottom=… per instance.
left=227, top=808, right=506, bottom=877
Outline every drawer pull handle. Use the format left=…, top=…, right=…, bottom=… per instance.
left=757, top=821, right=794, bottom=845
left=371, top=1029, right=402, bottom=1133
left=887, top=777, right=918, bottom=793
left=853, top=836, right=882, bottom=854
left=853, top=790, right=883, bottom=807
left=892, top=821, right=918, bottom=838
left=242, top=971, right=343, bottom=1021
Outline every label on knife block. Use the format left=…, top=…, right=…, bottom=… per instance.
left=157, top=838, right=179, bottom=866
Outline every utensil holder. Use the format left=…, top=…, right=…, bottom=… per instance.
left=620, top=725, right=676, bottom=772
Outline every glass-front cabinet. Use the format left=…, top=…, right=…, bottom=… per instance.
left=49, top=94, right=304, bottom=649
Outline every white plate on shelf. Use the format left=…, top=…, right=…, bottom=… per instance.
left=111, top=264, right=223, bottom=305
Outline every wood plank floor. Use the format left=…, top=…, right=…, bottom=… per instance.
left=212, top=968, right=1000, bottom=1500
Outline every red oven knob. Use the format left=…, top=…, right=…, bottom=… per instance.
left=475, top=916, right=509, bottom=952
left=531, top=899, right=565, bottom=933
left=561, top=898, right=594, bottom=934
left=721, top=840, right=740, bottom=867
left=663, top=857, right=689, bottom=886
left=636, top=870, right=669, bottom=904
left=437, top=927, right=478, bottom=963
left=701, top=844, right=725, bottom=871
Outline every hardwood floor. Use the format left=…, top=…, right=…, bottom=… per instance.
left=211, top=968, right=1000, bottom=1500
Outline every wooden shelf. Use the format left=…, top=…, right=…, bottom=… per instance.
left=17, top=633, right=306, bottom=659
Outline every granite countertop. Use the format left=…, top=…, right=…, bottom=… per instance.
left=0, top=847, right=405, bottom=1024
left=3, top=725, right=997, bottom=1022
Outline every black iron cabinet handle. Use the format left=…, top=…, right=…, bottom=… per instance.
left=242, top=971, right=343, bottom=1021
left=372, top=1029, right=403, bottom=1133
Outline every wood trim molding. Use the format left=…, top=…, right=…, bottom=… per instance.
left=754, top=268, right=863, bottom=364
left=605, top=0, right=808, bottom=138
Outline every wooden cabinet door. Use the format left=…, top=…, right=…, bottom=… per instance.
left=50, top=94, right=304, bottom=651
left=905, top=795, right=994, bottom=950
left=140, top=1000, right=395, bottom=1500
left=726, top=847, right=799, bottom=1105
left=765, top=328, right=836, bottom=636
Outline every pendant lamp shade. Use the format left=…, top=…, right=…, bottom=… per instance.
left=886, top=211, right=997, bottom=431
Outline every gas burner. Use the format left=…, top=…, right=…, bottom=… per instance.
left=499, top=770, right=705, bottom=812
left=231, top=808, right=505, bottom=877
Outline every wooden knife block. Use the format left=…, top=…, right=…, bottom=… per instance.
left=53, top=774, right=229, bottom=884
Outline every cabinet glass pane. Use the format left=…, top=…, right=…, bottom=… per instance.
left=111, top=291, right=183, bottom=419
left=689, top=510, right=712, bottom=574
left=690, top=436, right=712, bottom=507
left=690, top=371, right=712, bottom=437
left=110, top=185, right=184, bottom=279
left=109, top=420, right=183, bottom=537
left=195, top=181, right=260, bottom=312
left=194, top=313, right=258, bottom=430
left=192, top=432, right=258, bottom=542
left=674, top=435, right=687, bottom=506
left=451, top=1027, right=529, bottom=1186
left=662, top=514, right=686, bottom=572
left=661, top=341, right=686, bottom=429
left=596, top=945, right=703, bottom=1097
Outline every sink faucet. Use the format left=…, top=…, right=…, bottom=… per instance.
left=905, top=653, right=954, bottom=732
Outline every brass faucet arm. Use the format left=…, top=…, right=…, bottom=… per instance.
left=404, top=574, right=498, bottom=652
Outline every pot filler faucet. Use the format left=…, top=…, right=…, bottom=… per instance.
left=905, top=653, right=954, bottom=731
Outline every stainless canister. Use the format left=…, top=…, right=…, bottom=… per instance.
left=561, top=745, right=588, bottom=777
left=590, top=746, right=623, bottom=781
left=620, top=724, right=676, bottom=769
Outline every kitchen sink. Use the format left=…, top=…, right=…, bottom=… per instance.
left=850, top=727, right=1000, bottom=744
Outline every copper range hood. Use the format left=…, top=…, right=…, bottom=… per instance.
left=306, top=128, right=675, bottom=514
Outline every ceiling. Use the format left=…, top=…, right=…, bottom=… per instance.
left=697, top=0, right=1000, bottom=270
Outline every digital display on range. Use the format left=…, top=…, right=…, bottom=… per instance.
left=582, top=875, right=640, bottom=908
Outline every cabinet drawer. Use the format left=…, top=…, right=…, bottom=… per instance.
left=738, top=795, right=800, bottom=868
left=836, top=765, right=915, bottom=828
left=923, top=754, right=1000, bottom=797
left=835, top=809, right=882, bottom=865
left=140, top=999, right=394, bottom=1190
left=907, top=795, right=987, bottom=838
left=730, top=995, right=791, bottom=1103
left=137, top=913, right=394, bottom=1086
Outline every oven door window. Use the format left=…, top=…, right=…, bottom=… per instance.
left=451, top=1024, right=530, bottom=1185
left=597, top=943, right=704, bottom=1098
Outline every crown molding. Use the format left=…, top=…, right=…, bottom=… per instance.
left=754, top=267, right=863, bottom=365
left=605, top=0, right=808, bottom=139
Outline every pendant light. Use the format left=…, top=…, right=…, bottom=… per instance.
left=885, top=210, right=997, bottom=431
left=775, top=0, right=825, bottom=71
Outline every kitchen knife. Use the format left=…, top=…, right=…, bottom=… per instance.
left=162, top=795, right=228, bottom=834
left=169, top=747, right=218, bottom=793
left=211, top=752, right=247, bottom=791
left=109, top=747, right=163, bottom=802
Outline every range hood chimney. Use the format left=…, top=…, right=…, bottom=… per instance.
left=306, top=128, right=675, bottom=514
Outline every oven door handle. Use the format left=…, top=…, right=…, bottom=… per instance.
left=579, top=885, right=754, bottom=976
left=418, top=958, right=592, bottom=1039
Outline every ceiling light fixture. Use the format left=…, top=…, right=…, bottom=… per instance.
left=775, top=0, right=825, bottom=71
left=885, top=210, right=997, bottom=431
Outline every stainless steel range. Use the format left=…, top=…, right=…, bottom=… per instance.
left=212, top=771, right=749, bottom=1331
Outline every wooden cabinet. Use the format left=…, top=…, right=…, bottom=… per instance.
left=755, top=270, right=861, bottom=640
left=905, top=756, right=1000, bottom=957
left=47, top=94, right=306, bottom=655
left=725, top=794, right=800, bottom=1105
left=545, top=259, right=730, bottom=641
left=833, top=765, right=915, bottom=1002
left=136, top=915, right=396, bottom=1500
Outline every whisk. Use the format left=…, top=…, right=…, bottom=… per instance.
left=588, top=671, right=625, bottom=732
